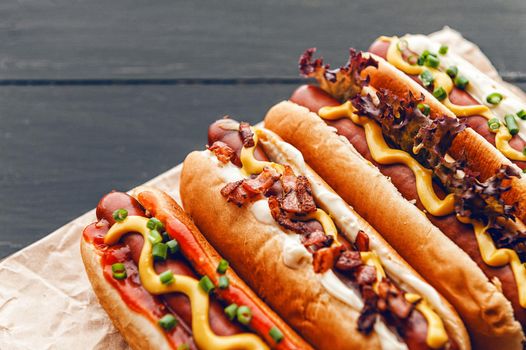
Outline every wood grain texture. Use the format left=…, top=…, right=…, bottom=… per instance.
left=0, top=0, right=524, bottom=80
left=0, top=85, right=294, bottom=257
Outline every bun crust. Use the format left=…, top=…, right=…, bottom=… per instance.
left=362, top=54, right=526, bottom=222
left=80, top=239, right=172, bottom=350
left=264, top=100, right=525, bottom=350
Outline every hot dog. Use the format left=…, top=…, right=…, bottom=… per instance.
left=263, top=47, right=526, bottom=349
left=180, top=118, right=469, bottom=350
left=81, top=187, right=312, bottom=350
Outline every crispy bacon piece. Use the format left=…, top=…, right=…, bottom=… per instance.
left=358, top=285, right=378, bottom=334
left=242, top=167, right=281, bottom=194
left=355, top=230, right=370, bottom=252
left=239, top=122, right=255, bottom=148
left=280, top=166, right=316, bottom=214
left=334, top=250, right=362, bottom=271
left=355, top=265, right=377, bottom=286
left=220, top=180, right=254, bottom=207
left=301, top=230, right=334, bottom=251
left=377, top=280, right=413, bottom=319
left=312, top=245, right=345, bottom=273
left=208, top=141, right=235, bottom=164
left=268, top=196, right=308, bottom=233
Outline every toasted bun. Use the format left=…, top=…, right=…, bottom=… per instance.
left=264, top=100, right=525, bottom=350
left=181, top=141, right=469, bottom=349
left=80, top=239, right=171, bottom=350
left=181, top=151, right=381, bottom=350
left=362, top=53, right=526, bottom=221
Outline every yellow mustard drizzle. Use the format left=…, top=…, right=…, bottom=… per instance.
left=240, top=129, right=285, bottom=176
left=359, top=251, right=386, bottom=292
left=104, top=216, right=269, bottom=350
left=297, top=208, right=340, bottom=245
left=319, top=101, right=455, bottom=216
left=457, top=216, right=526, bottom=308
left=405, top=294, right=448, bottom=349
left=386, top=37, right=526, bottom=161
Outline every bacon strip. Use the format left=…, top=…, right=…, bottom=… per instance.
left=239, top=122, right=255, bottom=148
left=208, top=141, right=235, bottom=164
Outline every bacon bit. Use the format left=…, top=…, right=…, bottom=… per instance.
left=280, top=166, right=316, bottom=214
left=313, top=245, right=345, bottom=273
left=358, top=285, right=378, bottom=334
left=377, top=280, right=413, bottom=319
left=301, top=230, right=334, bottom=251
left=239, top=122, right=255, bottom=148
left=355, top=230, right=370, bottom=252
left=268, top=196, right=307, bottom=233
left=334, top=250, right=362, bottom=271
left=208, top=141, right=235, bottom=164
left=242, top=167, right=280, bottom=194
left=220, top=180, right=254, bottom=207
left=355, top=265, right=377, bottom=286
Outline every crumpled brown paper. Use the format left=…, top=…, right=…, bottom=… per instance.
left=0, top=27, right=524, bottom=349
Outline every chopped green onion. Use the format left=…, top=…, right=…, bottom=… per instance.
left=112, top=263, right=125, bottom=273
left=152, top=243, right=168, bottom=261
left=433, top=87, right=447, bottom=100
left=417, top=56, right=425, bottom=66
left=224, top=303, right=238, bottom=321
left=523, top=147, right=526, bottom=156
left=111, top=263, right=127, bottom=280
left=158, top=314, right=178, bottom=331
left=438, top=45, right=448, bottom=55
left=487, top=118, right=501, bottom=131
left=424, top=55, right=440, bottom=68
left=517, top=109, right=526, bottom=120
left=147, top=217, right=164, bottom=231
left=177, top=345, right=189, bottom=350
left=505, top=114, right=520, bottom=135
left=218, top=276, right=229, bottom=289
left=159, top=270, right=175, bottom=285
left=396, top=39, right=408, bottom=52
left=148, top=230, right=162, bottom=245
left=199, top=276, right=215, bottom=293
left=486, top=92, right=503, bottom=105
left=112, top=209, right=128, bottom=222
left=523, top=168, right=526, bottom=174
left=217, top=259, right=229, bottom=274
left=421, top=50, right=431, bottom=59
left=236, top=305, right=252, bottom=325
left=269, top=326, right=284, bottom=343
left=454, top=75, right=469, bottom=90
left=162, top=232, right=171, bottom=242
left=417, top=103, right=431, bottom=116
left=419, top=70, right=434, bottom=88
left=446, top=66, right=458, bottom=78
left=166, top=239, right=180, bottom=255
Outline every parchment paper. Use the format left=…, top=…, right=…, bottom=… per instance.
left=1, top=27, right=524, bottom=349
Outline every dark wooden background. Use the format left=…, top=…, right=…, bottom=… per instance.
left=1, top=0, right=525, bottom=258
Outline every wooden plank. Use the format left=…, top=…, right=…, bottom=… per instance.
left=0, top=0, right=524, bottom=80
left=0, top=84, right=296, bottom=257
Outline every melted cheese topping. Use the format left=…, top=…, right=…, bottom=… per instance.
left=405, top=294, right=448, bottom=349
left=319, top=101, right=455, bottom=216
left=240, top=130, right=284, bottom=176
left=385, top=36, right=526, bottom=161
left=104, top=216, right=268, bottom=350
left=457, top=216, right=526, bottom=308
left=297, top=208, right=341, bottom=245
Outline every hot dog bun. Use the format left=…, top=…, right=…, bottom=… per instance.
left=81, top=238, right=172, bottom=350
left=180, top=128, right=470, bottom=350
left=264, top=100, right=524, bottom=350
